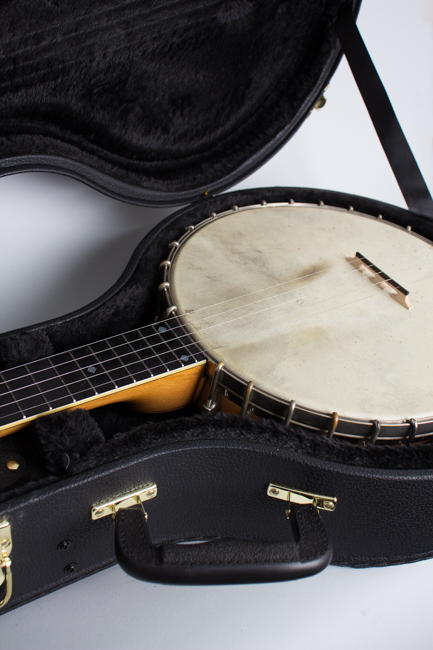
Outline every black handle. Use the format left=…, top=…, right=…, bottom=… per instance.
left=115, top=504, right=332, bottom=585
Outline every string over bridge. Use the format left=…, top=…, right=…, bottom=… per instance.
left=347, top=252, right=413, bottom=310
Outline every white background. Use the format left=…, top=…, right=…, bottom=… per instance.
left=1, top=0, right=433, bottom=647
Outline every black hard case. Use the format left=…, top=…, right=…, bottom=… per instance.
left=1, top=0, right=433, bottom=613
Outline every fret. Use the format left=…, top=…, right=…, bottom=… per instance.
left=123, top=330, right=170, bottom=375
left=182, top=338, right=206, bottom=363
left=0, top=366, right=46, bottom=420
left=108, top=335, right=153, bottom=382
left=69, top=345, right=116, bottom=394
left=88, top=341, right=119, bottom=388
left=25, top=364, right=52, bottom=411
left=153, top=324, right=188, bottom=360
left=92, top=339, right=136, bottom=388
left=28, top=358, right=72, bottom=409
left=50, top=352, right=98, bottom=402
left=0, top=375, right=23, bottom=425
left=152, top=323, right=205, bottom=365
left=48, top=358, right=78, bottom=404
left=138, top=327, right=182, bottom=372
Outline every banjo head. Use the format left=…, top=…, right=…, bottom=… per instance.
left=164, top=202, right=433, bottom=442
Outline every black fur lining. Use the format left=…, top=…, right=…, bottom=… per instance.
left=32, top=409, right=433, bottom=478
left=0, top=0, right=350, bottom=195
left=0, top=330, right=53, bottom=369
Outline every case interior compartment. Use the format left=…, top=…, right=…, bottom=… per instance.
left=2, top=187, right=433, bottom=505
left=0, top=0, right=358, bottom=203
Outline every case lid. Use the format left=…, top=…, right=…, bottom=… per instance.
left=0, top=0, right=359, bottom=206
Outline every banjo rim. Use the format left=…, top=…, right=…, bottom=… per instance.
left=158, top=200, right=433, bottom=445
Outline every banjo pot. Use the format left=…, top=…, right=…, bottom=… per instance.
left=159, top=201, right=433, bottom=445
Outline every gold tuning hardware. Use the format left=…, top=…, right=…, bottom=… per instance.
left=267, top=483, right=337, bottom=518
left=0, top=518, right=12, bottom=609
left=91, top=484, right=157, bottom=521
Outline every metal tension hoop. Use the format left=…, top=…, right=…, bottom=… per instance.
left=91, top=484, right=157, bottom=521
left=267, top=483, right=337, bottom=518
left=0, top=518, right=12, bottom=609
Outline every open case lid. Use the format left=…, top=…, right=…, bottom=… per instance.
left=0, top=0, right=360, bottom=206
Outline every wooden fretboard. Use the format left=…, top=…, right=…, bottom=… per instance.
left=0, top=321, right=205, bottom=433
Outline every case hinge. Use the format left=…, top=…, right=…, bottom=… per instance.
left=267, top=483, right=337, bottom=518
left=91, top=484, right=157, bottom=521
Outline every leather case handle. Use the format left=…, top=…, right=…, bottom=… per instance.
left=115, top=504, right=332, bottom=585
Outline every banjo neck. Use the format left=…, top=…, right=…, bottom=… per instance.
left=0, top=322, right=206, bottom=439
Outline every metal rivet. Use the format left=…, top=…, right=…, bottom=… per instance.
left=289, top=199, right=295, bottom=204
left=377, top=214, right=383, bottom=219
left=406, top=225, right=412, bottom=232
left=93, top=508, right=104, bottom=518
left=269, top=488, right=280, bottom=496
left=348, top=206, right=354, bottom=211
left=261, top=200, right=267, bottom=206
left=57, top=540, right=72, bottom=551
left=323, top=500, right=335, bottom=511
left=6, top=460, right=19, bottom=470
left=64, top=563, right=78, bottom=575
left=231, top=205, right=239, bottom=211
left=1, top=539, right=11, bottom=551
left=209, top=212, right=217, bottom=218
left=319, top=200, right=324, bottom=206
left=146, top=489, right=156, bottom=498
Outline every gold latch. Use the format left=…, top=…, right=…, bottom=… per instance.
left=314, top=94, right=327, bottom=110
left=0, top=518, right=12, bottom=609
left=91, top=484, right=157, bottom=521
left=267, top=483, right=337, bottom=518
left=313, top=84, right=330, bottom=112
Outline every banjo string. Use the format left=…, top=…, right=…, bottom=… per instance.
left=165, top=256, right=423, bottom=325
left=1, top=275, right=425, bottom=417
left=0, top=254, right=419, bottom=388
left=1, top=268, right=431, bottom=412
left=0, top=259, right=380, bottom=390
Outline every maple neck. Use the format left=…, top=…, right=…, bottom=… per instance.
left=0, top=321, right=205, bottom=436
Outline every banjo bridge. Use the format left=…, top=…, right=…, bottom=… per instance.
left=347, top=252, right=413, bottom=310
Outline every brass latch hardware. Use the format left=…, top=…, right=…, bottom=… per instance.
left=314, top=94, right=327, bottom=110
left=0, top=518, right=12, bottom=609
left=267, top=483, right=337, bottom=518
left=91, top=484, right=157, bottom=521
left=313, top=84, right=329, bottom=112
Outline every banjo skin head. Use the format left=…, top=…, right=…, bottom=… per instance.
left=165, top=203, right=433, bottom=442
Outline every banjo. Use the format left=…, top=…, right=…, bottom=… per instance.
left=1, top=201, right=433, bottom=445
